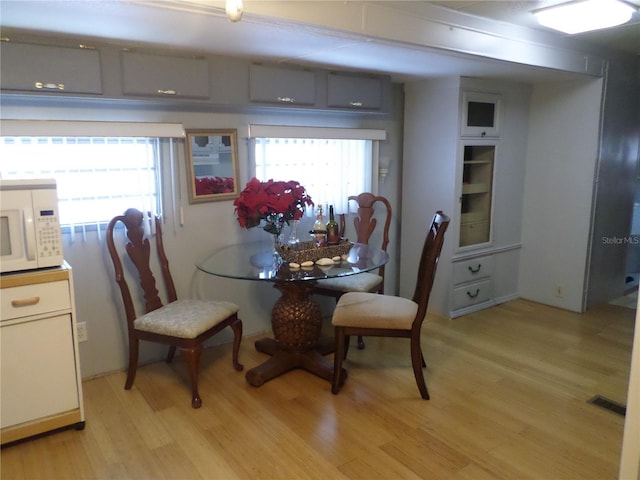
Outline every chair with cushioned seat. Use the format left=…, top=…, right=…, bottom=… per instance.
left=313, top=192, right=392, bottom=349
left=331, top=211, right=449, bottom=399
left=106, top=208, right=243, bottom=408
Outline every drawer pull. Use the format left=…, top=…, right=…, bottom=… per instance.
left=276, top=96, right=294, bottom=103
left=468, top=264, right=482, bottom=274
left=349, top=101, right=364, bottom=107
left=11, top=296, right=41, bottom=307
left=466, top=289, right=480, bottom=299
left=35, top=82, right=64, bottom=90
left=157, top=89, right=177, bottom=95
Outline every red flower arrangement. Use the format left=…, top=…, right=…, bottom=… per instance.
left=195, top=176, right=235, bottom=195
left=233, top=178, right=314, bottom=235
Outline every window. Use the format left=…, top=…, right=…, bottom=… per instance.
left=0, top=120, right=184, bottom=238
left=250, top=125, right=386, bottom=214
left=0, top=136, right=163, bottom=233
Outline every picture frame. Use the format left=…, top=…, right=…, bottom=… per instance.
left=185, top=129, right=240, bottom=203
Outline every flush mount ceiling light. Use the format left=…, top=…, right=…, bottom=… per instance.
left=226, top=0, right=244, bottom=22
left=533, top=0, right=636, bottom=34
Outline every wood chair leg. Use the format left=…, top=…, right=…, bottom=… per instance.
left=411, top=336, right=429, bottom=400
left=125, top=337, right=139, bottom=390
left=166, top=345, right=177, bottom=363
left=357, top=335, right=366, bottom=349
left=344, top=335, right=351, bottom=359
left=183, top=346, right=203, bottom=409
left=332, top=328, right=347, bottom=394
left=230, top=319, right=244, bottom=371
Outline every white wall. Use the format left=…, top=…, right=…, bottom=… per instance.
left=400, top=78, right=460, bottom=314
left=620, top=289, right=640, bottom=479
left=519, top=78, right=603, bottom=311
left=1, top=96, right=403, bottom=378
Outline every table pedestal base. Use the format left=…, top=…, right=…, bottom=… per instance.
left=245, top=281, right=344, bottom=387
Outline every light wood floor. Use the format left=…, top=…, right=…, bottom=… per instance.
left=1, top=298, right=635, bottom=479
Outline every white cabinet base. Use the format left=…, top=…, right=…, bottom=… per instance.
left=0, top=264, right=85, bottom=445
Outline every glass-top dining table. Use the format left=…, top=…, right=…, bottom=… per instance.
left=197, top=241, right=389, bottom=387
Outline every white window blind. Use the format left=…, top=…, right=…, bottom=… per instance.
left=0, top=136, right=164, bottom=240
left=250, top=125, right=385, bottom=214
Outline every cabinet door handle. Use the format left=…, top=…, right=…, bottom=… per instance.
left=277, top=96, right=294, bottom=103
left=466, top=289, right=480, bottom=299
left=468, top=264, right=482, bottom=274
left=157, top=89, right=177, bottom=95
left=349, top=101, right=364, bottom=107
left=11, top=296, right=41, bottom=307
left=35, top=82, right=64, bottom=91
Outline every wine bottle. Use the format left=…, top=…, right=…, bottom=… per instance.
left=313, top=205, right=327, bottom=247
left=326, top=205, right=340, bottom=245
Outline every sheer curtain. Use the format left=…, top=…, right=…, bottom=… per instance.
left=254, top=138, right=372, bottom=214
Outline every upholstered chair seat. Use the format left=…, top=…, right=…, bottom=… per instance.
left=332, top=292, right=417, bottom=330
left=315, top=272, right=382, bottom=294
left=134, top=299, right=240, bottom=339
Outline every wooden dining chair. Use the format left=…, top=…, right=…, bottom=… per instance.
left=313, top=192, right=392, bottom=349
left=106, top=208, right=243, bottom=408
left=331, top=211, right=450, bottom=399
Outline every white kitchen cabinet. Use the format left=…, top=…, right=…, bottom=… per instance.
left=121, top=51, right=210, bottom=99
left=0, top=263, right=85, bottom=445
left=0, top=41, right=103, bottom=95
left=461, top=91, right=501, bottom=137
left=401, top=77, right=530, bottom=318
left=249, top=64, right=317, bottom=106
left=327, top=72, right=384, bottom=110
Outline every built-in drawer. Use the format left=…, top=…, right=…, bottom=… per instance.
left=1, top=281, right=71, bottom=321
left=452, top=279, right=493, bottom=310
left=453, top=255, right=494, bottom=284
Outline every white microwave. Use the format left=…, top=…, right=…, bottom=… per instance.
left=0, top=178, right=64, bottom=274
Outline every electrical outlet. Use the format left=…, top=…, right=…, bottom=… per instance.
left=554, top=284, right=564, bottom=298
left=77, top=322, right=88, bottom=343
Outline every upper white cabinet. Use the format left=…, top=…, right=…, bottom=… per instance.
left=461, top=91, right=501, bottom=137
left=0, top=41, right=103, bottom=95
left=121, top=51, right=210, bottom=99
left=0, top=34, right=390, bottom=114
left=249, top=64, right=316, bottom=106
left=327, top=72, right=383, bottom=110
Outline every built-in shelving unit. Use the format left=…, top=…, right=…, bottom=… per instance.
left=401, top=77, right=531, bottom=318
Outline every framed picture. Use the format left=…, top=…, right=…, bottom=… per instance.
left=185, top=129, right=240, bottom=203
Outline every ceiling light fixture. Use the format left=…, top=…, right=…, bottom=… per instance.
left=226, top=0, right=243, bottom=22
left=533, top=0, right=636, bottom=34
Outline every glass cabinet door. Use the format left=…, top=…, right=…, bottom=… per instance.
left=459, top=144, right=495, bottom=248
